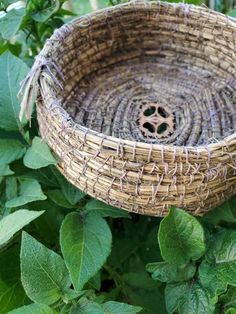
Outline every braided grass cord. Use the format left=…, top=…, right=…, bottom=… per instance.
left=21, top=1, right=236, bottom=216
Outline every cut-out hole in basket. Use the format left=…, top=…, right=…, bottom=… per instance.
left=143, top=106, right=156, bottom=116
left=143, top=122, right=155, bottom=133
left=157, top=122, right=168, bottom=134
left=158, top=106, right=169, bottom=118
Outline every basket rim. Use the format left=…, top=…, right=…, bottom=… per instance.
left=27, top=1, right=236, bottom=154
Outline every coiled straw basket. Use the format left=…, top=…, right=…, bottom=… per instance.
left=20, top=1, right=236, bottom=216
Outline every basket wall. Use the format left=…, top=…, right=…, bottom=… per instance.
left=28, top=1, right=236, bottom=216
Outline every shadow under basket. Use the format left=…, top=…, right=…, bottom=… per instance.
left=20, top=1, right=236, bottom=216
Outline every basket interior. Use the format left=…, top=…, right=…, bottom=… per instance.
left=52, top=2, right=236, bottom=146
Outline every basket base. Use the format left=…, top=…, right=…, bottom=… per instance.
left=63, top=56, right=236, bottom=147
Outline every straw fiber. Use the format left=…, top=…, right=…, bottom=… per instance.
left=20, top=1, right=236, bottom=216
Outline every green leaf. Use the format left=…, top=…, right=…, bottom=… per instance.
left=21, top=232, right=71, bottom=305
left=0, top=139, right=26, bottom=165
left=165, top=282, right=216, bottom=314
left=0, top=246, right=28, bottom=313
left=0, top=164, right=14, bottom=176
left=27, top=0, right=59, bottom=22
left=87, top=271, right=101, bottom=291
left=69, top=299, right=103, bottom=314
left=199, top=261, right=228, bottom=297
left=62, top=289, right=84, bottom=303
left=52, top=168, right=85, bottom=205
left=31, top=200, right=64, bottom=245
left=228, top=9, right=236, bottom=17
left=5, top=177, right=18, bottom=200
left=225, top=308, right=236, bottom=314
left=23, top=137, right=57, bottom=169
left=158, top=207, right=205, bottom=265
left=178, top=282, right=216, bottom=314
left=146, top=261, right=196, bottom=283
left=85, top=199, right=130, bottom=218
left=6, top=178, right=46, bottom=208
left=199, top=229, right=236, bottom=296
left=0, top=8, right=25, bottom=39
left=220, top=286, right=236, bottom=311
left=103, top=301, right=142, bottom=314
left=47, top=189, right=76, bottom=209
left=60, top=212, right=112, bottom=291
left=0, top=209, right=44, bottom=248
left=165, top=282, right=189, bottom=314
left=0, top=52, right=29, bottom=130
left=203, top=196, right=236, bottom=225
left=8, top=303, right=54, bottom=314
left=120, top=271, right=166, bottom=314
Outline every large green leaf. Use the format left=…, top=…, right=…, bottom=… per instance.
left=20, top=232, right=71, bottom=305
left=0, top=209, right=44, bottom=248
left=85, top=199, right=130, bottom=218
left=199, top=229, right=236, bottom=296
left=0, top=164, right=14, bottom=176
left=8, top=303, right=54, bottom=314
left=158, top=207, right=205, bottom=265
left=164, top=282, right=188, bottom=314
left=60, top=212, right=112, bottom=291
left=0, top=139, right=26, bottom=165
left=102, top=301, right=142, bottom=313
left=179, top=282, right=216, bottom=314
left=47, top=189, right=76, bottom=209
left=23, top=137, right=57, bottom=169
left=0, top=8, right=25, bottom=39
left=220, top=286, right=236, bottom=312
left=165, top=281, right=215, bottom=314
left=69, top=299, right=103, bottom=314
left=6, top=178, right=46, bottom=208
left=0, top=246, right=28, bottom=313
left=52, top=168, right=85, bottom=205
left=0, top=52, right=29, bottom=130
left=146, top=261, right=196, bottom=283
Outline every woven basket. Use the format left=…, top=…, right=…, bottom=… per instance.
left=20, top=1, right=236, bottom=216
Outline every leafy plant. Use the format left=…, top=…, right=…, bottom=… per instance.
left=147, top=204, right=236, bottom=313
left=0, top=0, right=236, bottom=313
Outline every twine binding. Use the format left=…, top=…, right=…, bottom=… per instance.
left=18, top=55, right=64, bottom=122
left=19, top=1, right=236, bottom=216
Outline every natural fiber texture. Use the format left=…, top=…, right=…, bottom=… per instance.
left=20, top=1, right=236, bottom=216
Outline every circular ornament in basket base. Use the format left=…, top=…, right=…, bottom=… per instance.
left=20, top=1, right=236, bottom=216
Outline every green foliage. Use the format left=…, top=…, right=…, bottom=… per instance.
left=158, top=207, right=205, bottom=265
left=146, top=261, right=196, bottom=283
left=23, top=136, right=57, bottom=169
left=21, top=231, right=71, bottom=305
left=8, top=303, right=55, bottom=314
left=0, top=209, right=44, bottom=248
left=102, top=301, right=142, bottom=313
left=5, top=178, right=47, bottom=207
left=60, top=212, right=112, bottom=291
left=0, top=246, right=28, bottom=313
left=165, top=282, right=216, bottom=314
left=0, top=52, right=29, bottom=130
left=84, top=199, right=130, bottom=218
left=0, top=139, right=26, bottom=164
left=0, top=8, right=25, bottom=39
left=148, top=199, right=236, bottom=313
left=0, top=0, right=236, bottom=313
left=199, top=229, right=236, bottom=296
